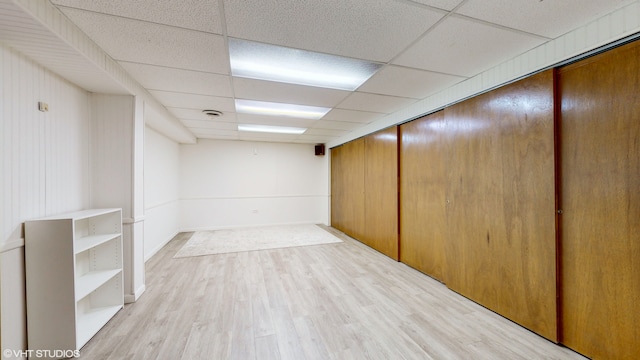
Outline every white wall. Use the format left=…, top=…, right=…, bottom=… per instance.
left=90, top=94, right=146, bottom=302
left=1, top=44, right=91, bottom=356
left=144, top=126, right=180, bottom=261
left=180, top=139, right=329, bottom=230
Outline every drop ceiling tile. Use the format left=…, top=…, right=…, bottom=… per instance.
left=233, top=78, right=351, bottom=107
left=410, top=0, right=466, bottom=11
left=151, top=91, right=235, bottom=111
left=181, top=120, right=238, bottom=130
left=236, top=113, right=316, bottom=128
left=337, top=92, right=417, bottom=114
left=456, top=0, right=636, bottom=38
left=223, top=0, right=444, bottom=62
left=393, top=15, right=546, bottom=77
left=51, top=0, right=222, bottom=33
left=120, top=62, right=232, bottom=96
left=322, top=108, right=385, bottom=124
left=191, top=128, right=239, bottom=137
left=358, top=65, right=466, bottom=99
left=59, top=8, right=228, bottom=73
left=197, top=133, right=239, bottom=140
left=167, top=108, right=237, bottom=122
left=303, top=128, right=348, bottom=136
left=238, top=133, right=301, bottom=143
left=296, top=134, right=339, bottom=143
left=311, top=120, right=364, bottom=131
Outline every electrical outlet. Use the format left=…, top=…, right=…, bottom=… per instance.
left=251, top=209, right=258, bottom=213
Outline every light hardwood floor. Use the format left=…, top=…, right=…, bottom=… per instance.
left=78, top=227, right=585, bottom=360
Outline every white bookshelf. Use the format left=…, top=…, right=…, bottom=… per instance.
left=25, top=208, right=124, bottom=356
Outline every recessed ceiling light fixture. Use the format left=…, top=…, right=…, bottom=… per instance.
left=229, top=39, right=382, bottom=91
left=235, top=99, right=330, bottom=120
left=238, top=124, right=307, bottom=135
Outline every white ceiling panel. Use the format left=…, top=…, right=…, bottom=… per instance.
left=303, top=128, right=349, bottom=136
left=236, top=113, right=317, bottom=128
left=167, top=108, right=237, bottom=122
left=233, top=78, right=351, bottom=107
left=457, top=0, right=636, bottom=38
left=393, top=15, right=547, bottom=77
left=58, top=8, right=228, bottom=73
left=311, top=120, right=365, bottom=131
left=238, top=132, right=301, bottom=142
left=151, top=91, right=235, bottom=111
left=409, top=0, right=466, bottom=11
left=358, top=65, right=466, bottom=99
left=322, top=108, right=385, bottom=124
left=197, top=133, right=239, bottom=140
left=223, top=0, right=444, bottom=62
left=296, top=134, right=339, bottom=142
left=337, top=92, right=417, bottom=114
left=181, top=120, right=238, bottom=130
left=191, top=128, right=239, bottom=136
left=119, top=62, right=232, bottom=96
left=52, top=0, right=222, bottom=33
left=20, top=0, right=632, bottom=144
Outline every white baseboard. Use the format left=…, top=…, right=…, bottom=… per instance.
left=179, top=220, right=326, bottom=233
left=124, top=284, right=146, bottom=304
left=144, top=231, right=179, bottom=262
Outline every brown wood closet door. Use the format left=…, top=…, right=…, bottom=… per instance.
left=330, top=145, right=345, bottom=231
left=558, top=40, right=640, bottom=359
left=330, top=138, right=365, bottom=240
left=400, top=111, right=448, bottom=280
left=363, top=127, right=399, bottom=260
left=444, top=69, right=557, bottom=341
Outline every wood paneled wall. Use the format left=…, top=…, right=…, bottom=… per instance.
left=400, top=111, right=448, bottom=281
left=335, top=71, right=557, bottom=341
left=558, top=40, right=640, bottom=360
left=331, top=138, right=365, bottom=241
left=443, top=70, right=557, bottom=341
left=331, top=40, right=639, bottom=358
left=331, top=129, right=398, bottom=259
left=363, top=127, right=398, bottom=260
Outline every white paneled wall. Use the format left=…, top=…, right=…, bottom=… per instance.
left=90, top=94, right=146, bottom=303
left=144, top=126, right=180, bottom=261
left=90, top=94, right=134, bottom=217
left=180, top=140, right=329, bottom=230
left=1, top=44, right=91, bottom=357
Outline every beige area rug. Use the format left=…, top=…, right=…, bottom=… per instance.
left=174, top=224, right=343, bottom=258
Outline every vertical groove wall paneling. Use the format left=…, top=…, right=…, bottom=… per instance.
left=399, top=111, right=448, bottom=280
left=330, top=138, right=365, bottom=240
left=558, top=40, right=640, bottom=359
left=1, top=44, right=92, bottom=357
left=363, top=127, right=399, bottom=260
left=443, top=69, right=557, bottom=341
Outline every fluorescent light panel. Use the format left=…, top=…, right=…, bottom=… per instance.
left=236, top=99, right=330, bottom=119
left=238, top=124, right=307, bottom=135
left=229, top=39, right=382, bottom=91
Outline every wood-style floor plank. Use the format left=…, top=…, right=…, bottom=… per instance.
left=77, top=228, right=585, bottom=360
